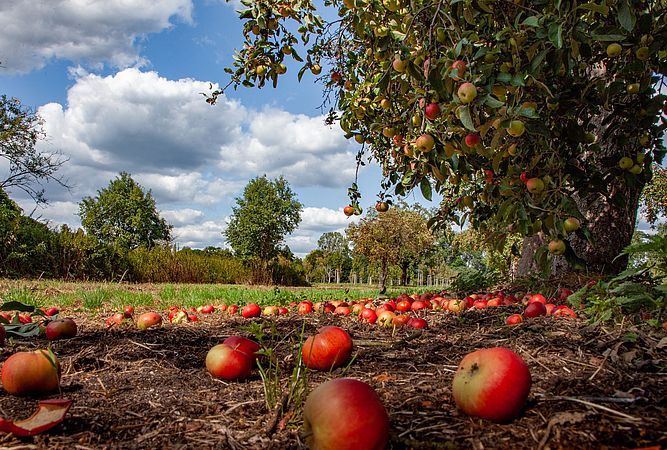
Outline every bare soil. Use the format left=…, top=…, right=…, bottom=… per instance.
left=0, top=304, right=665, bottom=449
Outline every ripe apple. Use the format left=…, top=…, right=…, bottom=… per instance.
left=200, top=304, right=215, bottom=314
left=529, top=293, right=547, bottom=304
left=375, top=201, right=389, bottom=212
left=301, top=326, right=353, bottom=371
left=377, top=310, right=396, bottom=327
left=334, top=306, right=351, bottom=316
left=303, top=378, right=389, bottom=450
left=1, top=349, right=61, bottom=396
left=548, top=239, right=566, bottom=255
left=457, top=82, right=477, bottom=103
left=222, top=336, right=260, bottom=363
left=407, top=317, right=428, bottom=329
left=343, top=205, right=354, bottom=217
left=205, top=344, right=253, bottom=381
left=451, top=59, right=466, bottom=80
left=392, top=56, right=407, bottom=73
left=415, top=133, right=435, bottom=152
left=395, top=300, right=411, bottom=312
left=553, top=306, right=577, bottom=318
left=263, top=305, right=279, bottom=316
left=563, top=217, right=580, bottom=233
left=45, top=318, right=77, bottom=340
left=452, top=347, right=531, bottom=422
left=526, top=177, right=545, bottom=194
left=241, top=303, right=261, bottom=318
left=297, top=301, right=313, bottom=314
left=425, top=102, right=440, bottom=120
left=227, top=304, right=239, bottom=315
left=278, top=306, right=288, bottom=315
left=136, top=312, right=162, bottom=330
left=359, top=308, right=377, bottom=324
left=505, top=314, right=523, bottom=326
left=123, top=305, right=135, bottom=318
left=44, top=307, right=59, bottom=317
left=105, top=312, right=126, bottom=327
left=310, top=64, right=322, bottom=75
left=524, top=301, right=547, bottom=318
left=464, top=133, right=480, bottom=147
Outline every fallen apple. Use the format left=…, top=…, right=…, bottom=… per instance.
left=137, top=312, right=162, bottom=330
left=222, top=336, right=261, bottom=363
left=1, top=349, right=61, bottom=396
left=452, top=347, right=531, bottom=422
left=241, top=303, right=262, bottom=318
left=301, top=326, right=353, bottom=371
left=205, top=344, right=253, bottom=381
left=303, top=378, right=389, bottom=450
left=524, top=302, right=547, bottom=318
left=45, top=318, right=77, bottom=341
left=505, top=314, right=523, bottom=326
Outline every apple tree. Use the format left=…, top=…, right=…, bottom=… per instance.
left=346, top=207, right=434, bottom=291
left=224, top=175, right=302, bottom=283
left=79, top=172, right=173, bottom=250
left=639, top=164, right=667, bottom=225
left=214, top=0, right=667, bottom=276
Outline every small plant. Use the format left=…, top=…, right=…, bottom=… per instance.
left=450, top=267, right=498, bottom=293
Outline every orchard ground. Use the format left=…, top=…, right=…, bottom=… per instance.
left=0, top=281, right=665, bottom=449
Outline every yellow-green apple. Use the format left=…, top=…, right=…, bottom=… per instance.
left=548, top=239, right=566, bottom=255
left=452, top=347, right=531, bottom=422
left=205, top=344, right=253, bottom=381
left=45, top=318, right=77, bottom=340
left=618, top=156, right=634, bottom=170
left=392, top=56, right=407, bottom=73
left=525, top=177, right=545, bottom=194
left=606, top=42, right=622, bottom=57
left=507, top=120, right=525, bottom=137
left=377, top=310, right=396, bottom=327
left=415, top=133, right=435, bottom=152
left=457, top=82, right=477, bottom=103
left=1, top=349, right=60, bottom=396
left=563, top=217, right=580, bottom=233
left=301, top=326, right=353, bottom=371
left=136, top=312, right=162, bottom=330
left=303, top=378, right=389, bottom=450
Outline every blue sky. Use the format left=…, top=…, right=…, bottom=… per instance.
left=0, top=0, right=435, bottom=257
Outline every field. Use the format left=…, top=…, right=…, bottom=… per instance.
left=0, top=280, right=665, bottom=449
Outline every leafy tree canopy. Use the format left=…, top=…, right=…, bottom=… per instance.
left=79, top=172, right=172, bottom=250
left=214, top=0, right=667, bottom=269
left=640, top=164, right=667, bottom=225
left=0, top=95, right=68, bottom=204
left=224, top=175, right=302, bottom=262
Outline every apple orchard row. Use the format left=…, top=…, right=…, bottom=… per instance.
left=0, top=290, right=576, bottom=447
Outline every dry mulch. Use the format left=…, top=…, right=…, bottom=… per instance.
left=0, top=306, right=665, bottom=449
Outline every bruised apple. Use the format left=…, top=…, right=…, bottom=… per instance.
left=205, top=344, right=253, bottom=381
left=303, top=378, right=389, bottom=450
left=136, top=312, right=162, bottom=330
left=452, top=347, right=531, bottom=422
left=301, top=326, right=353, bottom=371
left=1, top=349, right=61, bottom=396
left=45, top=318, right=77, bottom=340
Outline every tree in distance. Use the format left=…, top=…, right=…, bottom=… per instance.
left=79, top=172, right=172, bottom=250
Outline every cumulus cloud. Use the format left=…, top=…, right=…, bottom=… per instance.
left=0, top=0, right=193, bottom=73
left=21, top=68, right=361, bottom=251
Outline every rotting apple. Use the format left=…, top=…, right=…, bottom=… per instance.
left=452, top=347, right=531, bottom=423
left=45, top=318, right=77, bottom=341
left=301, top=326, right=353, bottom=371
left=1, top=349, right=61, bottom=396
left=376, top=310, right=396, bottom=327
left=303, top=378, right=389, bottom=450
left=205, top=344, right=253, bottom=381
left=136, top=312, right=162, bottom=330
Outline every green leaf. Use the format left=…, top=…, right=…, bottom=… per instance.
left=420, top=178, right=433, bottom=201
left=1, top=301, right=36, bottom=312
left=521, top=16, right=540, bottom=27
left=578, top=3, right=609, bottom=15
left=530, top=48, right=549, bottom=74
left=548, top=23, right=563, bottom=48
left=618, top=0, right=636, bottom=31
left=459, top=106, right=476, bottom=131
left=483, top=95, right=505, bottom=108
left=590, top=34, right=627, bottom=41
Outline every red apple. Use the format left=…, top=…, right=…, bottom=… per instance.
left=528, top=293, right=547, bottom=304
left=301, top=326, right=353, bottom=371
left=524, top=302, right=547, bottom=318
left=105, top=312, right=126, bottom=328
left=303, top=378, right=389, bottom=450
left=395, top=300, right=411, bottom=312
left=553, top=306, right=577, bottom=318
left=205, top=344, right=253, bottom=381
left=241, top=303, right=261, bottom=318
left=227, top=304, right=239, bottom=315
left=425, top=102, right=440, bottom=120
left=136, top=312, right=162, bottom=330
left=343, top=205, right=354, bottom=217
left=1, top=349, right=61, bottom=396
left=44, top=307, right=59, bottom=317
left=415, top=133, right=435, bottom=152
left=200, top=304, right=215, bottom=314
left=407, top=317, right=428, bottom=329
left=486, top=298, right=501, bottom=307
left=222, top=336, right=260, bottom=362
left=451, top=59, right=466, bottom=80
left=526, top=177, right=545, bottom=194
left=123, top=305, right=134, bottom=318
left=392, top=315, right=410, bottom=327
left=278, top=307, right=289, bottom=315
left=505, top=314, right=523, bottom=326
left=45, top=318, right=77, bottom=341
left=465, top=133, right=480, bottom=147
left=297, top=301, right=313, bottom=314
left=359, top=308, right=378, bottom=324
left=452, top=347, right=531, bottom=422
left=410, top=300, right=427, bottom=311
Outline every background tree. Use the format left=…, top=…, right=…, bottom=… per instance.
left=1, top=95, right=68, bottom=204
left=317, top=231, right=351, bottom=282
left=79, top=172, right=172, bottom=250
left=0, top=187, right=21, bottom=272
left=224, top=175, right=302, bottom=284
left=216, top=0, right=666, bottom=278
left=639, top=164, right=667, bottom=226
left=346, top=207, right=434, bottom=292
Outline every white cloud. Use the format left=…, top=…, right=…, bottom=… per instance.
left=161, top=208, right=205, bottom=226
left=172, top=220, right=227, bottom=249
left=0, top=0, right=193, bottom=73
